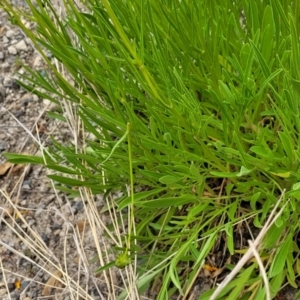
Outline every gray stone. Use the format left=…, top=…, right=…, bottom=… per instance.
left=10, top=38, right=18, bottom=45
left=0, top=52, right=4, bottom=60
left=15, top=40, right=28, bottom=51
left=1, top=62, right=10, bottom=72
left=3, top=77, right=13, bottom=87
left=22, top=181, right=31, bottom=190
left=2, top=36, right=9, bottom=44
left=0, top=141, right=6, bottom=152
left=5, top=29, right=14, bottom=38
left=7, top=46, right=17, bottom=55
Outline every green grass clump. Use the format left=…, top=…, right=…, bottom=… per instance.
left=3, top=0, right=300, bottom=299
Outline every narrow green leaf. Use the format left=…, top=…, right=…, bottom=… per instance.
left=250, top=146, right=270, bottom=158
left=210, top=171, right=237, bottom=178
left=269, top=233, right=292, bottom=277
left=159, top=175, right=184, bottom=184
left=278, top=131, right=294, bottom=162
left=136, top=195, right=197, bottom=208
left=3, top=153, right=45, bottom=165
left=225, top=223, right=234, bottom=255
left=271, top=0, right=290, bottom=30
left=250, top=40, right=271, bottom=77
left=118, top=188, right=165, bottom=209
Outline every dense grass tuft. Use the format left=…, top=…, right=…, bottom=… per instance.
left=3, top=0, right=300, bottom=299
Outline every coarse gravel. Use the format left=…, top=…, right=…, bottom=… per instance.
left=0, top=2, right=120, bottom=300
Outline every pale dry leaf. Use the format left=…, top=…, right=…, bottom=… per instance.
left=0, top=26, right=6, bottom=35
left=0, top=162, right=13, bottom=175
left=3, top=207, right=14, bottom=218
left=42, top=270, right=61, bottom=296
left=76, top=220, right=89, bottom=234
left=74, top=255, right=80, bottom=264
left=11, top=163, right=25, bottom=174
left=37, top=122, right=47, bottom=134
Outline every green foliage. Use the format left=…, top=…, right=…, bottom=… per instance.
left=2, top=0, right=300, bottom=298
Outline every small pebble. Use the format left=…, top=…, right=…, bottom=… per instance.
left=33, top=56, right=43, bottom=69
left=24, top=22, right=31, bottom=29
left=0, top=141, right=6, bottom=152
left=3, top=76, right=13, bottom=87
left=15, top=39, right=28, bottom=51
left=22, top=180, right=31, bottom=190
left=10, top=38, right=18, bottom=45
left=8, top=46, right=17, bottom=55
left=20, top=200, right=27, bottom=206
left=0, top=52, right=4, bottom=60
left=73, top=201, right=84, bottom=212
left=1, top=62, right=10, bottom=72
left=3, top=36, right=9, bottom=43
left=5, top=29, right=14, bottom=38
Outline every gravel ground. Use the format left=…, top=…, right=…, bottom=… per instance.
left=1, top=2, right=300, bottom=300
left=0, top=3, right=123, bottom=300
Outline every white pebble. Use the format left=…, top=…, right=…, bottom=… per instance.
left=3, top=36, right=9, bottom=44
left=15, top=40, right=28, bottom=51
left=8, top=46, right=17, bottom=55
left=6, top=29, right=14, bottom=38
left=33, top=56, right=43, bottom=68
left=10, top=39, right=18, bottom=45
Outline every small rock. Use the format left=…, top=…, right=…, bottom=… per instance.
left=24, top=21, right=31, bottom=29
left=0, top=52, right=4, bottom=60
left=25, top=37, right=32, bottom=44
left=33, top=56, right=43, bottom=69
left=54, top=229, right=61, bottom=236
left=46, top=50, right=53, bottom=58
left=2, top=36, right=9, bottom=43
left=10, top=38, right=18, bottom=45
left=15, top=39, right=28, bottom=51
left=73, top=201, right=84, bottom=212
left=3, top=77, right=13, bottom=87
left=0, top=288, right=7, bottom=297
left=22, top=180, right=31, bottom=190
left=5, top=29, right=14, bottom=38
left=0, top=141, right=6, bottom=152
left=18, top=67, right=26, bottom=74
left=8, top=46, right=17, bottom=55
left=20, top=200, right=27, bottom=206
left=1, top=62, right=10, bottom=72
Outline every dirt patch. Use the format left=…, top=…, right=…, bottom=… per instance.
left=0, top=3, right=125, bottom=300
